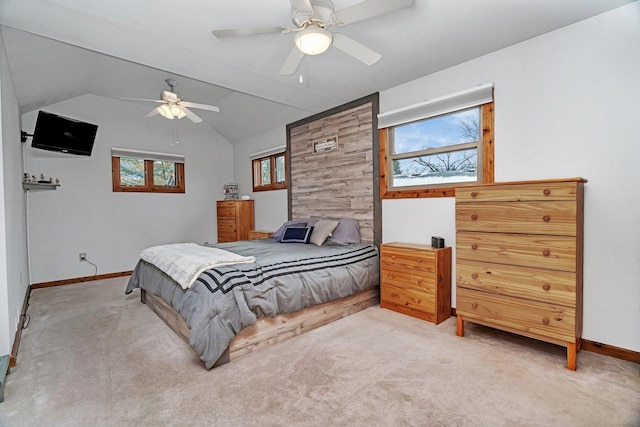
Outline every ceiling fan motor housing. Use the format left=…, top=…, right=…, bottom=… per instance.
left=291, top=0, right=335, bottom=27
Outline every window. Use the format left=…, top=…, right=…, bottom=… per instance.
left=112, top=148, right=185, bottom=193
left=379, top=84, right=494, bottom=198
left=252, top=151, right=287, bottom=192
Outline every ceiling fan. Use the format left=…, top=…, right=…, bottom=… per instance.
left=212, top=0, right=414, bottom=76
left=121, top=79, right=220, bottom=123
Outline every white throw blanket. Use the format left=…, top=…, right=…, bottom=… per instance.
left=139, top=243, right=256, bottom=290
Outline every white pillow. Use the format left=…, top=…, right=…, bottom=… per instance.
left=309, top=220, right=339, bottom=246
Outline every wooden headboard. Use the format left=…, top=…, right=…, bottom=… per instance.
left=286, top=94, right=381, bottom=246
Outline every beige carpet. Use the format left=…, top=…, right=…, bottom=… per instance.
left=1, top=277, right=639, bottom=426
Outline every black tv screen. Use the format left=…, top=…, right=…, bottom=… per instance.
left=31, top=111, right=98, bottom=156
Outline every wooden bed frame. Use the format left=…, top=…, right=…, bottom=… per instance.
left=141, top=287, right=380, bottom=367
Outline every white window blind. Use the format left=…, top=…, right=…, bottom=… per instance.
left=249, top=145, right=286, bottom=160
left=111, top=147, right=184, bottom=163
left=377, top=83, right=494, bottom=129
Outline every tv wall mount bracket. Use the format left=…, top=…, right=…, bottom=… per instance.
left=20, top=131, right=33, bottom=143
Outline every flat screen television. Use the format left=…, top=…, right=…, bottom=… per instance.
left=31, top=111, right=98, bottom=156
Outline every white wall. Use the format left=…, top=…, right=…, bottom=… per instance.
left=381, top=3, right=640, bottom=352
left=23, top=95, right=234, bottom=283
left=233, top=126, right=288, bottom=232
left=0, top=31, right=30, bottom=357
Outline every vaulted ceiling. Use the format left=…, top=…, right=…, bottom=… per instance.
left=0, top=0, right=634, bottom=143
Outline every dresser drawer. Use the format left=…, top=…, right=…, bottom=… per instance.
left=217, top=207, right=236, bottom=219
left=457, top=260, right=576, bottom=307
left=217, top=200, right=238, bottom=209
left=380, top=246, right=436, bottom=273
left=217, top=219, right=236, bottom=233
left=217, top=233, right=236, bottom=243
left=381, top=282, right=436, bottom=316
left=456, top=201, right=577, bottom=236
left=457, top=231, right=576, bottom=272
left=456, top=182, right=579, bottom=202
left=381, top=266, right=435, bottom=294
left=457, top=288, right=577, bottom=344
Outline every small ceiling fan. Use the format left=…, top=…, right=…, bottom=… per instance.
left=212, top=0, right=414, bottom=76
left=121, top=79, right=220, bottom=123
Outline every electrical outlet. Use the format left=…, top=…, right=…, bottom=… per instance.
left=79, top=253, right=87, bottom=262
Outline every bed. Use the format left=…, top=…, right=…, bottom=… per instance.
left=125, top=235, right=380, bottom=369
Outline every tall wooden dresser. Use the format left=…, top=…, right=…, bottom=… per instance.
left=455, top=178, right=586, bottom=370
left=216, top=200, right=255, bottom=243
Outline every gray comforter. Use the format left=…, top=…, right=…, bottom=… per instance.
left=125, top=239, right=379, bottom=368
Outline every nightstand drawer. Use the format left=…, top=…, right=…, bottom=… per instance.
left=381, top=283, right=436, bottom=316
left=456, top=201, right=577, bottom=236
left=457, top=231, right=576, bottom=272
left=248, top=230, right=273, bottom=240
left=380, top=246, right=436, bottom=273
left=457, top=260, right=576, bottom=306
left=456, top=288, right=577, bottom=344
left=381, top=267, right=435, bottom=294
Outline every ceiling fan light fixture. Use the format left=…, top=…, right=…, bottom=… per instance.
left=295, top=26, right=332, bottom=55
left=157, top=104, right=174, bottom=120
left=157, top=103, right=186, bottom=120
left=170, top=105, right=186, bottom=119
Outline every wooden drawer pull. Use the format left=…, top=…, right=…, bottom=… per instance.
left=471, top=214, right=478, bottom=220
left=542, top=215, right=551, bottom=222
left=471, top=302, right=478, bottom=309
left=543, top=189, right=551, bottom=196
left=471, top=244, right=478, bottom=250
left=471, top=191, right=478, bottom=198
left=542, top=250, right=550, bottom=257
left=471, top=273, right=478, bottom=280
left=542, top=317, right=550, bottom=325
left=542, top=284, right=551, bottom=291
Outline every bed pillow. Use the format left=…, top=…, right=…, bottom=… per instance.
left=309, top=220, right=339, bottom=246
left=272, top=220, right=307, bottom=241
left=280, top=226, right=314, bottom=243
left=329, top=218, right=361, bottom=245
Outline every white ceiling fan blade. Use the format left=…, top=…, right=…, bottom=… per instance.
left=180, top=101, right=220, bottom=112
left=212, top=26, right=288, bottom=38
left=289, top=0, right=313, bottom=15
left=331, top=33, right=382, bottom=66
left=332, top=0, right=414, bottom=25
left=145, top=107, right=160, bottom=118
left=178, top=106, right=203, bottom=123
left=120, top=97, right=164, bottom=103
left=279, top=47, right=306, bottom=76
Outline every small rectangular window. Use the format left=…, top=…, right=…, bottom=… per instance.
left=112, top=153, right=184, bottom=193
left=252, top=151, right=287, bottom=192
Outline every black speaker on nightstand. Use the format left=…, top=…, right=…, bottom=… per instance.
left=431, top=236, right=445, bottom=248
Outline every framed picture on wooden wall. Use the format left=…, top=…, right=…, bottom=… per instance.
left=313, top=137, right=338, bottom=154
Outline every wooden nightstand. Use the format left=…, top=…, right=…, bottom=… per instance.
left=247, top=230, right=273, bottom=240
left=380, top=242, right=452, bottom=325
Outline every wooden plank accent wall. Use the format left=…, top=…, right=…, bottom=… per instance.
left=287, top=97, right=378, bottom=244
